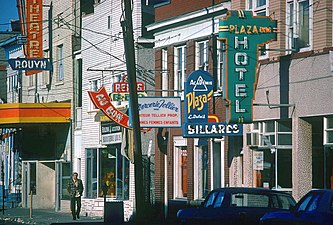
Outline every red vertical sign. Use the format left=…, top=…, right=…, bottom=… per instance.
left=25, top=0, right=43, bottom=76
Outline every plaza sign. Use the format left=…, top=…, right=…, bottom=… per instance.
left=182, top=70, right=242, bottom=137
left=219, top=10, right=277, bottom=123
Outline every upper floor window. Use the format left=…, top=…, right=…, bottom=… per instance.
left=217, top=40, right=226, bottom=92
left=57, top=44, right=64, bottom=81
left=89, top=78, right=102, bottom=110
left=174, top=45, right=186, bottom=98
left=42, top=49, right=49, bottom=86
left=196, top=40, right=209, bottom=71
left=286, top=0, right=311, bottom=52
left=247, top=0, right=267, bottom=15
left=161, top=49, right=168, bottom=97
left=247, top=0, right=268, bottom=57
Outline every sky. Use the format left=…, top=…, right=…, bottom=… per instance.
left=0, top=0, right=19, bottom=31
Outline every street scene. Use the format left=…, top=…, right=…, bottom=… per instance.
left=0, top=0, right=333, bottom=225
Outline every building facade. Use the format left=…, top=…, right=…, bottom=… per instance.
left=79, top=0, right=155, bottom=219
left=147, top=0, right=234, bottom=220
left=231, top=0, right=333, bottom=201
left=0, top=0, right=81, bottom=210
left=149, top=0, right=333, bottom=221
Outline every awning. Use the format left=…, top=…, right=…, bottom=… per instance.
left=0, top=103, right=71, bottom=125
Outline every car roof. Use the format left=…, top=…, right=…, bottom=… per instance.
left=212, top=187, right=292, bottom=196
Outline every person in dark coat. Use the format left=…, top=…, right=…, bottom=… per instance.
left=67, top=172, right=84, bottom=220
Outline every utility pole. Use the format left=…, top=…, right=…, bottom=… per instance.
left=121, top=1, right=145, bottom=225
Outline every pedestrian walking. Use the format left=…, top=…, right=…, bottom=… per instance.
left=67, top=172, right=84, bottom=220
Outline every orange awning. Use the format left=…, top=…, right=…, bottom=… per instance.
left=0, top=103, right=71, bottom=124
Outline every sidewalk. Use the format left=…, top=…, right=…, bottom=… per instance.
left=0, top=207, right=104, bottom=225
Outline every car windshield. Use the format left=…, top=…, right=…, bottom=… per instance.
left=204, top=191, right=225, bottom=208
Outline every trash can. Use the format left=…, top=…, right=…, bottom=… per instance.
left=104, top=201, right=124, bottom=225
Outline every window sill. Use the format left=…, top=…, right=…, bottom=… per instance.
left=55, top=81, right=64, bottom=86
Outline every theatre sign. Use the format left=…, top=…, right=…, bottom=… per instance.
left=219, top=10, right=277, bottom=123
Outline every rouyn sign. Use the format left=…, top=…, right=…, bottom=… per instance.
left=183, top=70, right=242, bottom=137
left=219, top=10, right=277, bottom=123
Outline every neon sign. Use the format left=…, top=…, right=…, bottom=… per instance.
left=219, top=10, right=277, bottom=123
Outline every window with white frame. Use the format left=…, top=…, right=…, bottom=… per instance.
left=217, top=40, right=226, bottom=91
left=174, top=137, right=187, bottom=198
left=162, top=49, right=168, bottom=97
left=196, top=40, right=209, bottom=71
left=324, top=117, right=333, bottom=145
left=174, top=45, right=186, bottom=98
left=8, top=71, right=18, bottom=93
left=251, top=120, right=292, bottom=190
left=29, top=74, right=35, bottom=87
left=286, top=0, right=311, bottom=52
left=57, top=44, right=64, bottom=81
left=247, top=0, right=268, bottom=57
left=89, top=78, right=102, bottom=110
left=42, top=49, right=49, bottom=86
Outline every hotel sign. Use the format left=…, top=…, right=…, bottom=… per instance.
left=219, top=10, right=277, bottom=123
left=183, top=70, right=242, bottom=137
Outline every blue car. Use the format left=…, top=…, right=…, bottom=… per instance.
left=260, top=189, right=333, bottom=225
left=177, top=187, right=296, bottom=225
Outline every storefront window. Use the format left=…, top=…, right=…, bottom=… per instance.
left=174, top=146, right=187, bottom=198
left=86, top=149, right=97, bottom=198
left=61, top=162, right=71, bottom=200
left=29, top=162, right=36, bottom=195
left=196, top=145, right=209, bottom=199
left=99, top=145, right=129, bottom=199
left=253, top=121, right=292, bottom=190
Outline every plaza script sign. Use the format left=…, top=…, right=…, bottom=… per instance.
left=219, top=10, right=277, bottom=123
left=182, top=70, right=242, bottom=137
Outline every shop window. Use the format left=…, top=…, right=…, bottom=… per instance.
left=254, top=148, right=292, bottom=189
left=86, top=148, right=97, bottom=198
left=174, top=45, right=186, bottom=99
left=324, top=117, right=333, bottom=145
left=253, top=112, right=292, bottom=193
left=174, top=137, right=187, bottom=198
left=61, top=162, right=71, bottom=200
left=29, top=162, right=36, bottom=195
left=194, top=145, right=209, bottom=199
left=212, top=140, right=222, bottom=189
left=99, top=145, right=129, bottom=199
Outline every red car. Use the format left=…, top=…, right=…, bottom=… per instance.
left=177, top=187, right=296, bottom=225
left=260, top=189, right=333, bottom=225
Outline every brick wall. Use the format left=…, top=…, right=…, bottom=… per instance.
left=313, top=0, right=333, bottom=51
left=155, top=0, right=229, bottom=21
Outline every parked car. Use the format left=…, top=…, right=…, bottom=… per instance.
left=260, top=189, right=333, bottom=225
left=177, top=187, right=296, bottom=225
